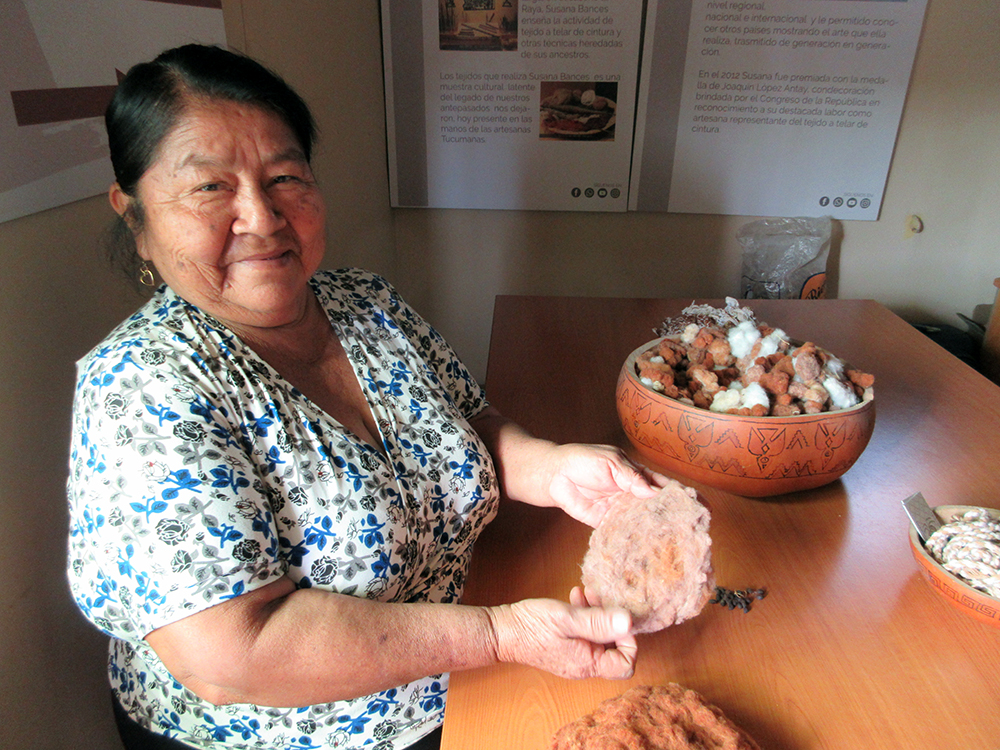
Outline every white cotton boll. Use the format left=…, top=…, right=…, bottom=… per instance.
left=740, top=382, right=770, bottom=411
left=681, top=323, right=700, bottom=345
left=824, top=356, right=845, bottom=379
left=756, top=335, right=779, bottom=359
left=640, top=376, right=665, bottom=392
left=756, top=328, right=787, bottom=359
left=824, top=377, right=858, bottom=410
left=728, top=320, right=760, bottom=359
left=710, top=387, right=742, bottom=413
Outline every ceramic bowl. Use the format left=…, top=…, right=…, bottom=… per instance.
left=616, top=338, right=876, bottom=497
left=908, top=505, right=1000, bottom=629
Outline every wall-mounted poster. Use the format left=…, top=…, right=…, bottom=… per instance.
left=382, top=0, right=645, bottom=211
left=1, top=0, right=226, bottom=224
left=630, top=0, right=929, bottom=220
left=384, top=0, right=928, bottom=218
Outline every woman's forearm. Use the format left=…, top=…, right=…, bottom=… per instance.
left=145, top=574, right=636, bottom=708
left=469, top=407, right=662, bottom=528
left=146, top=576, right=500, bottom=707
left=468, top=406, right=559, bottom=506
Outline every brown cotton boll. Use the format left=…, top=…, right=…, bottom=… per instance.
left=692, top=389, right=713, bottom=410
left=637, top=361, right=676, bottom=388
left=787, top=381, right=828, bottom=404
left=803, top=399, right=825, bottom=414
left=689, top=366, right=720, bottom=394
left=689, top=327, right=716, bottom=350
left=758, top=369, right=790, bottom=396
left=580, top=481, right=714, bottom=634
left=707, top=335, right=734, bottom=367
left=657, top=338, right=687, bottom=367
left=792, top=344, right=823, bottom=382
left=687, top=347, right=710, bottom=366
left=741, top=362, right=765, bottom=387
left=772, top=402, right=802, bottom=417
left=550, top=684, right=762, bottom=750
left=716, top=367, right=741, bottom=389
left=662, top=383, right=682, bottom=399
left=772, top=354, right=796, bottom=377
left=846, top=368, right=875, bottom=388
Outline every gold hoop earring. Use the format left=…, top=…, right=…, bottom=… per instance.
left=139, top=262, right=156, bottom=288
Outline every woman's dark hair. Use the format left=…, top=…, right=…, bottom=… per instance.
left=104, top=44, right=317, bottom=284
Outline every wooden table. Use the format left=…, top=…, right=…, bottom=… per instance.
left=441, top=297, right=1000, bottom=750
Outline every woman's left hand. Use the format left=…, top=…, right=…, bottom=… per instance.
left=541, top=443, right=667, bottom=527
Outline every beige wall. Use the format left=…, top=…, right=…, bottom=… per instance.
left=0, top=1, right=996, bottom=747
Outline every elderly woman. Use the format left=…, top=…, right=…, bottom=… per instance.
left=67, top=44, right=661, bottom=750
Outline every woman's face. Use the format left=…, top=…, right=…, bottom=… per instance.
left=113, top=98, right=326, bottom=331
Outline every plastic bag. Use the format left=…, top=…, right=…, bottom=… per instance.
left=737, top=216, right=832, bottom=300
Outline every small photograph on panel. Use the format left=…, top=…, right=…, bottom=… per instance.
left=539, top=81, right=617, bottom=141
left=439, top=0, right=518, bottom=51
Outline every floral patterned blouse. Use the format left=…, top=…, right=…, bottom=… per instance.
left=67, top=268, right=499, bottom=749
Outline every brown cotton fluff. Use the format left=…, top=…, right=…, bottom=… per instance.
left=581, top=481, right=714, bottom=633
left=550, top=684, right=762, bottom=750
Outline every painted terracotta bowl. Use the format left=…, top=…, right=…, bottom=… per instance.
left=908, top=505, right=1000, bottom=629
left=616, top=338, right=876, bottom=497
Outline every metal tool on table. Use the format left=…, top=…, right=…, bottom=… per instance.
left=901, top=492, right=942, bottom=543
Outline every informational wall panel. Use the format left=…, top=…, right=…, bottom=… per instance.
left=384, top=0, right=927, bottom=219
left=631, top=0, right=929, bottom=220
left=383, top=0, right=645, bottom=212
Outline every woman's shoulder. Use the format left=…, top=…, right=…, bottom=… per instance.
left=312, top=267, right=396, bottom=294
left=75, top=286, right=225, bottom=383
left=311, top=267, right=406, bottom=312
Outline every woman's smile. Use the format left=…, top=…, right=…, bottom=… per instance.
left=231, top=248, right=295, bottom=266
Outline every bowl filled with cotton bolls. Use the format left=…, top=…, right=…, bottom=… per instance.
left=616, top=298, right=876, bottom=497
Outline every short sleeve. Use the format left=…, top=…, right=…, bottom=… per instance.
left=67, top=332, right=287, bottom=639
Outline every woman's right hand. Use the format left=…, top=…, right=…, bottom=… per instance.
left=485, top=595, right=637, bottom=680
